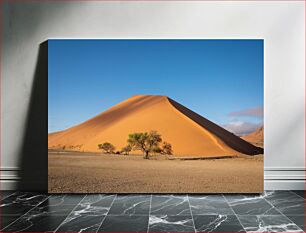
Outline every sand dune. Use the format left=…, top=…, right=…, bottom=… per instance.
left=48, top=95, right=263, bottom=157
left=242, top=126, right=264, bottom=148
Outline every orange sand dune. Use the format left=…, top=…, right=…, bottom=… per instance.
left=242, top=126, right=264, bottom=148
left=48, top=95, right=263, bottom=157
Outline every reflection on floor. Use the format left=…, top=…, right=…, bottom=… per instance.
left=0, top=191, right=304, bottom=232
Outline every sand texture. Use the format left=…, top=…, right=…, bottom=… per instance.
left=48, top=152, right=264, bottom=193
left=49, top=95, right=263, bottom=157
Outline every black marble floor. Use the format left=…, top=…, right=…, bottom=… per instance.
left=0, top=191, right=304, bottom=232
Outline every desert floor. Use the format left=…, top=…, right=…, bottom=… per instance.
left=48, top=152, right=263, bottom=193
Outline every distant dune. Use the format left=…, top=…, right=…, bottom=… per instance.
left=242, top=126, right=264, bottom=148
left=48, top=95, right=263, bottom=157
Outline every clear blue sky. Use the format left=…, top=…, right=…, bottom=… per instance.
left=48, top=39, right=263, bottom=135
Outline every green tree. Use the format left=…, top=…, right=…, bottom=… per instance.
left=161, top=142, right=173, bottom=155
left=127, top=131, right=162, bottom=159
left=98, top=142, right=115, bottom=154
left=121, top=145, right=132, bottom=155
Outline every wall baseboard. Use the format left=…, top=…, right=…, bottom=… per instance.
left=1, top=167, right=305, bottom=191
left=264, top=180, right=305, bottom=190
left=264, top=167, right=305, bottom=190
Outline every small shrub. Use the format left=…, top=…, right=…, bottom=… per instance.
left=161, top=142, right=173, bottom=155
left=98, top=142, right=116, bottom=154
left=121, top=145, right=132, bottom=155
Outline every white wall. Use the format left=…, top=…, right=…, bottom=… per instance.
left=1, top=1, right=304, bottom=190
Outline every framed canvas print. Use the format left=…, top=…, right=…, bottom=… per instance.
left=48, top=39, right=264, bottom=193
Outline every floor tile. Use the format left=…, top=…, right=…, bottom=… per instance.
left=28, top=202, right=78, bottom=216
left=0, top=194, right=82, bottom=232
left=0, top=191, right=304, bottom=232
left=98, top=215, right=148, bottom=232
left=151, top=195, right=191, bottom=216
left=193, top=215, right=245, bottom=232
left=264, top=191, right=304, bottom=215
left=291, top=191, right=305, bottom=199
left=0, top=215, right=23, bottom=231
left=2, top=213, right=67, bottom=232
left=294, top=191, right=305, bottom=199
left=108, top=195, right=150, bottom=215
left=0, top=192, right=49, bottom=215
left=28, top=195, right=84, bottom=216
left=238, top=215, right=303, bottom=233
left=149, top=215, right=194, bottom=232
left=189, top=195, right=234, bottom=215
left=73, top=194, right=116, bottom=215
left=56, top=213, right=105, bottom=232
left=48, top=194, right=85, bottom=205
left=0, top=191, right=16, bottom=201
left=285, top=215, right=305, bottom=230
left=224, top=194, right=281, bottom=215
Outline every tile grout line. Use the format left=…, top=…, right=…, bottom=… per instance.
left=96, top=194, right=117, bottom=232
left=289, top=190, right=305, bottom=200
left=222, top=194, right=248, bottom=232
left=54, top=194, right=87, bottom=233
left=187, top=194, right=197, bottom=233
left=263, top=193, right=304, bottom=232
left=1, top=193, right=50, bottom=231
left=146, top=194, right=152, bottom=233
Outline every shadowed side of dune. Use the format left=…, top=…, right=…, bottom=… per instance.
left=168, top=98, right=264, bottom=155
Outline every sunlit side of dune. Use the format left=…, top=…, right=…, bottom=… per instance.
left=48, top=95, right=263, bottom=157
